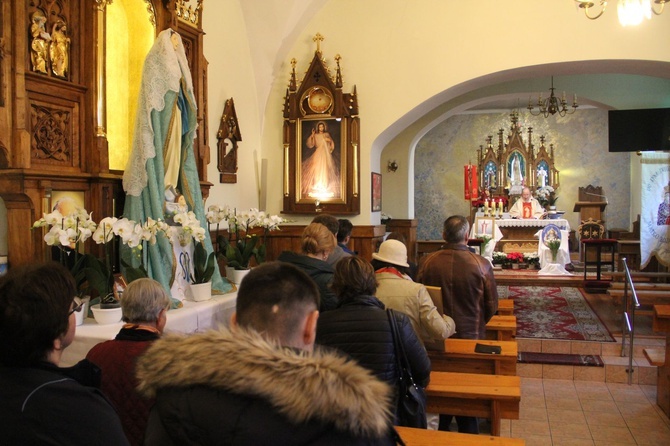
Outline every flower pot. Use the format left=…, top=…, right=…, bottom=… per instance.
left=190, top=281, right=212, bottom=302
left=225, top=266, right=235, bottom=280
left=511, top=263, right=519, bottom=270
left=231, top=268, right=251, bottom=285
left=74, top=296, right=90, bottom=326
left=90, top=304, right=122, bottom=325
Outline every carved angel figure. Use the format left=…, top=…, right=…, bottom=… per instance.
left=50, top=20, right=70, bottom=78
left=30, top=12, right=51, bottom=74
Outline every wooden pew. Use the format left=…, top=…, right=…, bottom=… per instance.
left=652, top=305, right=670, bottom=417
left=395, top=426, right=525, bottom=446
left=497, top=299, right=514, bottom=316
left=486, top=315, right=517, bottom=341
left=428, top=338, right=517, bottom=376
left=426, top=371, right=521, bottom=436
left=607, top=280, right=670, bottom=316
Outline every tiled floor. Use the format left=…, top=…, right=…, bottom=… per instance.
left=502, top=377, right=670, bottom=445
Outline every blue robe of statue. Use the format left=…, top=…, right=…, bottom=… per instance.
left=122, top=30, right=231, bottom=303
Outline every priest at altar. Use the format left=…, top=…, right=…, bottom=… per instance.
left=509, top=187, right=545, bottom=219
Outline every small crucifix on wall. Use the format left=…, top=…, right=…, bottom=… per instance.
left=217, top=98, right=242, bottom=183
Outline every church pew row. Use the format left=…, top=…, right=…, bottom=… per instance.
left=427, top=339, right=517, bottom=376
left=486, top=315, right=517, bottom=341
left=497, top=299, right=514, bottom=316
left=426, top=371, right=521, bottom=437
left=395, top=426, right=525, bottom=446
left=424, top=286, right=515, bottom=317
left=607, top=288, right=670, bottom=316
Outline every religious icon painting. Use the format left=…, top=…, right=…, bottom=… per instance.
left=474, top=217, right=495, bottom=237
left=371, top=172, right=382, bottom=212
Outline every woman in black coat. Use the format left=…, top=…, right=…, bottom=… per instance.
left=315, top=256, right=431, bottom=422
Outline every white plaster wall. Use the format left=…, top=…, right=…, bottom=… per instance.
left=257, top=0, right=669, bottom=225
left=202, top=1, right=263, bottom=212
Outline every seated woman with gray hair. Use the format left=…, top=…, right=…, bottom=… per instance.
left=86, top=278, right=170, bottom=446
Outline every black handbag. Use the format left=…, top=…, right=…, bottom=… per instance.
left=387, top=309, right=427, bottom=429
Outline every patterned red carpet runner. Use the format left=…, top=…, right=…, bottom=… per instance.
left=498, top=285, right=615, bottom=342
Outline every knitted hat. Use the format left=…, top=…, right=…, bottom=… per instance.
left=372, top=239, right=409, bottom=267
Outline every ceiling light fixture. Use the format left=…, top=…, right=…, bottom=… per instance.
left=527, top=77, right=579, bottom=118
left=575, top=0, right=667, bottom=26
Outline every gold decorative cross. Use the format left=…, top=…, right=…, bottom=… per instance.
left=313, top=33, right=324, bottom=53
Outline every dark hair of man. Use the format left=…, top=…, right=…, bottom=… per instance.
left=370, top=258, right=409, bottom=276
left=337, top=219, right=353, bottom=243
left=236, top=262, right=320, bottom=343
left=311, top=214, right=339, bottom=236
left=0, top=262, right=75, bottom=366
left=332, top=256, right=378, bottom=303
left=443, top=215, right=470, bottom=244
left=385, top=232, right=407, bottom=245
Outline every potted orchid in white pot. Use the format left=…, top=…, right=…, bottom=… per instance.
left=172, top=211, right=215, bottom=301
left=207, top=205, right=286, bottom=285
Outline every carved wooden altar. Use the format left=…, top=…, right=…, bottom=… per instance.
left=0, top=1, right=211, bottom=267
left=477, top=112, right=560, bottom=202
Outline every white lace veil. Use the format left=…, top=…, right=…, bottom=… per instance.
left=122, top=29, right=196, bottom=197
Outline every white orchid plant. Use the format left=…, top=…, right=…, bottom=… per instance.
left=534, top=185, right=558, bottom=209
left=207, top=205, right=286, bottom=270
left=33, top=209, right=168, bottom=307
left=170, top=211, right=215, bottom=284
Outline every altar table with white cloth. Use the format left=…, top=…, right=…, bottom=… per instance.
left=61, top=292, right=237, bottom=367
left=496, top=218, right=570, bottom=232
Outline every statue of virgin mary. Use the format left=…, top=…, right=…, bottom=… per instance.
left=122, top=29, right=231, bottom=302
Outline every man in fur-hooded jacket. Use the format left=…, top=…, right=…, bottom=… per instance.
left=136, top=261, right=397, bottom=446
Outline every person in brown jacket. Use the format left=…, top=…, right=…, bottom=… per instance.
left=417, top=215, right=498, bottom=434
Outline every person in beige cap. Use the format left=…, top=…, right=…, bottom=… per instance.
left=372, top=239, right=456, bottom=345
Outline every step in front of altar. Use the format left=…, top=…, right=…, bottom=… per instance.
left=515, top=337, right=661, bottom=385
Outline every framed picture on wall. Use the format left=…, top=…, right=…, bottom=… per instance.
left=371, top=172, right=382, bottom=212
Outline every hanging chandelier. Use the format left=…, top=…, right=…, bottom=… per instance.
left=527, top=77, right=578, bottom=118
left=575, top=1, right=667, bottom=26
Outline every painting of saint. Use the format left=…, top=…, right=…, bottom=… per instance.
left=301, top=119, right=341, bottom=200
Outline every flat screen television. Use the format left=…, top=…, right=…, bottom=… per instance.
left=608, top=108, right=670, bottom=152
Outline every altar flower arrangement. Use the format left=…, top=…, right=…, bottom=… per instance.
left=535, top=186, right=558, bottom=209
left=208, top=206, right=286, bottom=270
left=523, top=252, right=540, bottom=269
left=492, top=251, right=508, bottom=265
left=475, top=234, right=492, bottom=251
left=506, top=252, right=524, bottom=264
left=546, top=239, right=562, bottom=262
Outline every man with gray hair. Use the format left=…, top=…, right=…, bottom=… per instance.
left=87, top=278, right=170, bottom=446
left=418, top=215, right=498, bottom=434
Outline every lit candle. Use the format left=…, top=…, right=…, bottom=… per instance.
left=498, top=199, right=503, bottom=212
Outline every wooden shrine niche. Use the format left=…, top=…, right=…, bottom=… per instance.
left=217, top=98, right=242, bottom=183
left=477, top=112, right=560, bottom=200
left=282, top=33, right=360, bottom=215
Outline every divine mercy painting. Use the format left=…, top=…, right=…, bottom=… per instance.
left=300, top=118, right=342, bottom=201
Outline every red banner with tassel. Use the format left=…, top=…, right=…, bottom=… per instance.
left=464, top=164, right=478, bottom=200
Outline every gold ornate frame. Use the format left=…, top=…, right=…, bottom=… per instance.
left=282, top=34, right=360, bottom=215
